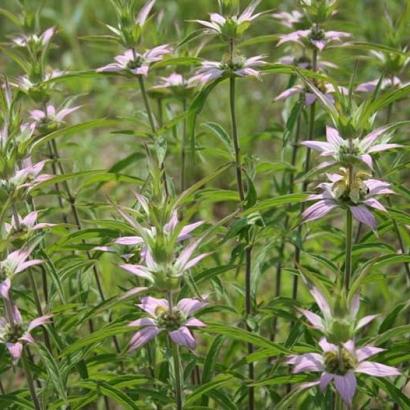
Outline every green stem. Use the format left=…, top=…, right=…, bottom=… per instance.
left=171, top=342, right=183, bottom=410
left=229, top=74, right=254, bottom=409
left=137, top=75, right=169, bottom=197
left=344, top=209, right=353, bottom=291
left=138, top=76, right=157, bottom=133
left=181, top=97, right=188, bottom=192
left=293, top=47, right=318, bottom=300
left=167, top=292, right=183, bottom=410
left=273, top=107, right=303, bottom=340
left=22, top=350, right=41, bottom=410
left=49, top=141, right=121, bottom=353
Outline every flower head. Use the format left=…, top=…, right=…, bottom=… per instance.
left=113, top=194, right=208, bottom=289
left=190, top=55, right=265, bottom=86
left=275, top=83, right=347, bottom=106
left=303, top=169, right=393, bottom=230
left=30, top=104, right=80, bottom=132
left=287, top=338, right=400, bottom=406
left=278, top=27, right=350, bottom=51
left=302, top=126, right=402, bottom=169
left=5, top=211, right=55, bottom=237
left=12, top=28, right=55, bottom=49
left=150, top=73, right=196, bottom=98
left=0, top=248, right=43, bottom=299
left=0, top=302, right=51, bottom=361
left=128, top=296, right=206, bottom=350
left=300, top=287, right=378, bottom=342
left=194, top=0, right=262, bottom=39
left=6, top=159, right=52, bottom=192
left=272, top=10, right=304, bottom=28
left=356, top=76, right=403, bottom=93
left=135, top=0, right=156, bottom=27
left=97, top=45, right=172, bottom=77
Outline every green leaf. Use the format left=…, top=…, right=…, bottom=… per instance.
left=252, top=374, right=315, bottom=387
left=243, top=193, right=307, bottom=215
left=31, top=119, right=121, bottom=150
left=202, top=122, right=233, bottom=155
left=203, top=324, right=290, bottom=353
left=98, top=381, right=140, bottom=410
left=371, top=378, right=410, bottom=408
left=185, top=374, right=234, bottom=405
left=62, top=324, right=131, bottom=355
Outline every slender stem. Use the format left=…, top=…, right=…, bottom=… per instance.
left=229, top=74, right=254, bottom=409
left=22, top=350, right=41, bottom=410
left=49, top=141, right=121, bottom=353
left=181, top=98, right=188, bottom=192
left=344, top=209, right=353, bottom=291
left=229, top=76, right=245, bottom=202
left=171, top=341, right=183, bottom=410
left=137, top=75, right=169, bottom=197
left=167, top=292, right=183, bottom=410
left=293, top=47, right=318, bottom=300
left=273, top=107, right=302, bottom=340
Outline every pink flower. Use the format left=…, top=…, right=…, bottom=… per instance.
left=287, top=338, right=400, bottom=406
left=303, top=170, right=393, bottom=230
left=30, top=104, right=80, bottom=129
left=275, top=83, right=347, bottom=106
left=272, top=10, right=304, bottom=28
left=302, top=126, right=402, bottom=169
left=193, top=0, right=262, bottom=37
left=299, top=287, right=378, bottom=337
left=278, top=27, right=350, bottom=51
left=15, top=69, right=64, bottom=93
left=5, top=211, right=55, bottom=236
left=128, top=296, right=206, bottom=350
left=97, top=45, right=172, bottom=77
left=152, top=72, right=196, bottom=92
left=0, top=248, right=43, bottom=299
left=356, top=76, right=403, bottom=93
left=190, top=55, right=265, bottom=86
left=13, top=27, right=55, bottom=48
left=120, top=236, right=209, bottom=283
left=278, top=55, right=337, bottom=70
left=9, top=159, right=52, bottom=191
left=0, top=302, right=52, bottom=361
left=135, top=0, right=156, bottom=27
left=112, top=194, right=208, bottom=285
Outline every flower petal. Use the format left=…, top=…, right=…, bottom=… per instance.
left=355, top=361, right=400, bottom=377
left=288, top=353, right=324, bottom=373
left=6, top=342, right=23, bottom=360
left=28, top=315, right=52, bottom=331
left=299, top=309, right=325, bottom=331
left=334, top=371, right=356, bottom=405
left=169, top=326, right=197, bottom=349
left=320, top=372, right=333, bottom=392
left=185, top=317, right=206, bottom=327
left=138, top=296, right=169, bottom=317
left=129, top=326, right=160, bottom=351
left=176, top=298, right=207, bottom=316
left=356, top=346, right=385, bottom=362
left=356, top=314, right=378, bottom=330
left=350, top=206, right=376, bottom=230
left=120, top=264, right=154, bottom=282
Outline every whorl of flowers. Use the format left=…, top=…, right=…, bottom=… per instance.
left=128, top=296, right=206, bottom=350
left=303, top=169, right=393, bottom=229
left=193, top=0, right=262, bottom=39
left=302, top=125, right=402, bottom=169
left=190, top=55, right=265, bottom=86
left=287, top=338, right=400, bottom=406
left=0, top=301, right=51, bottom=361
left=97, top=45, right=173, bottom=77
